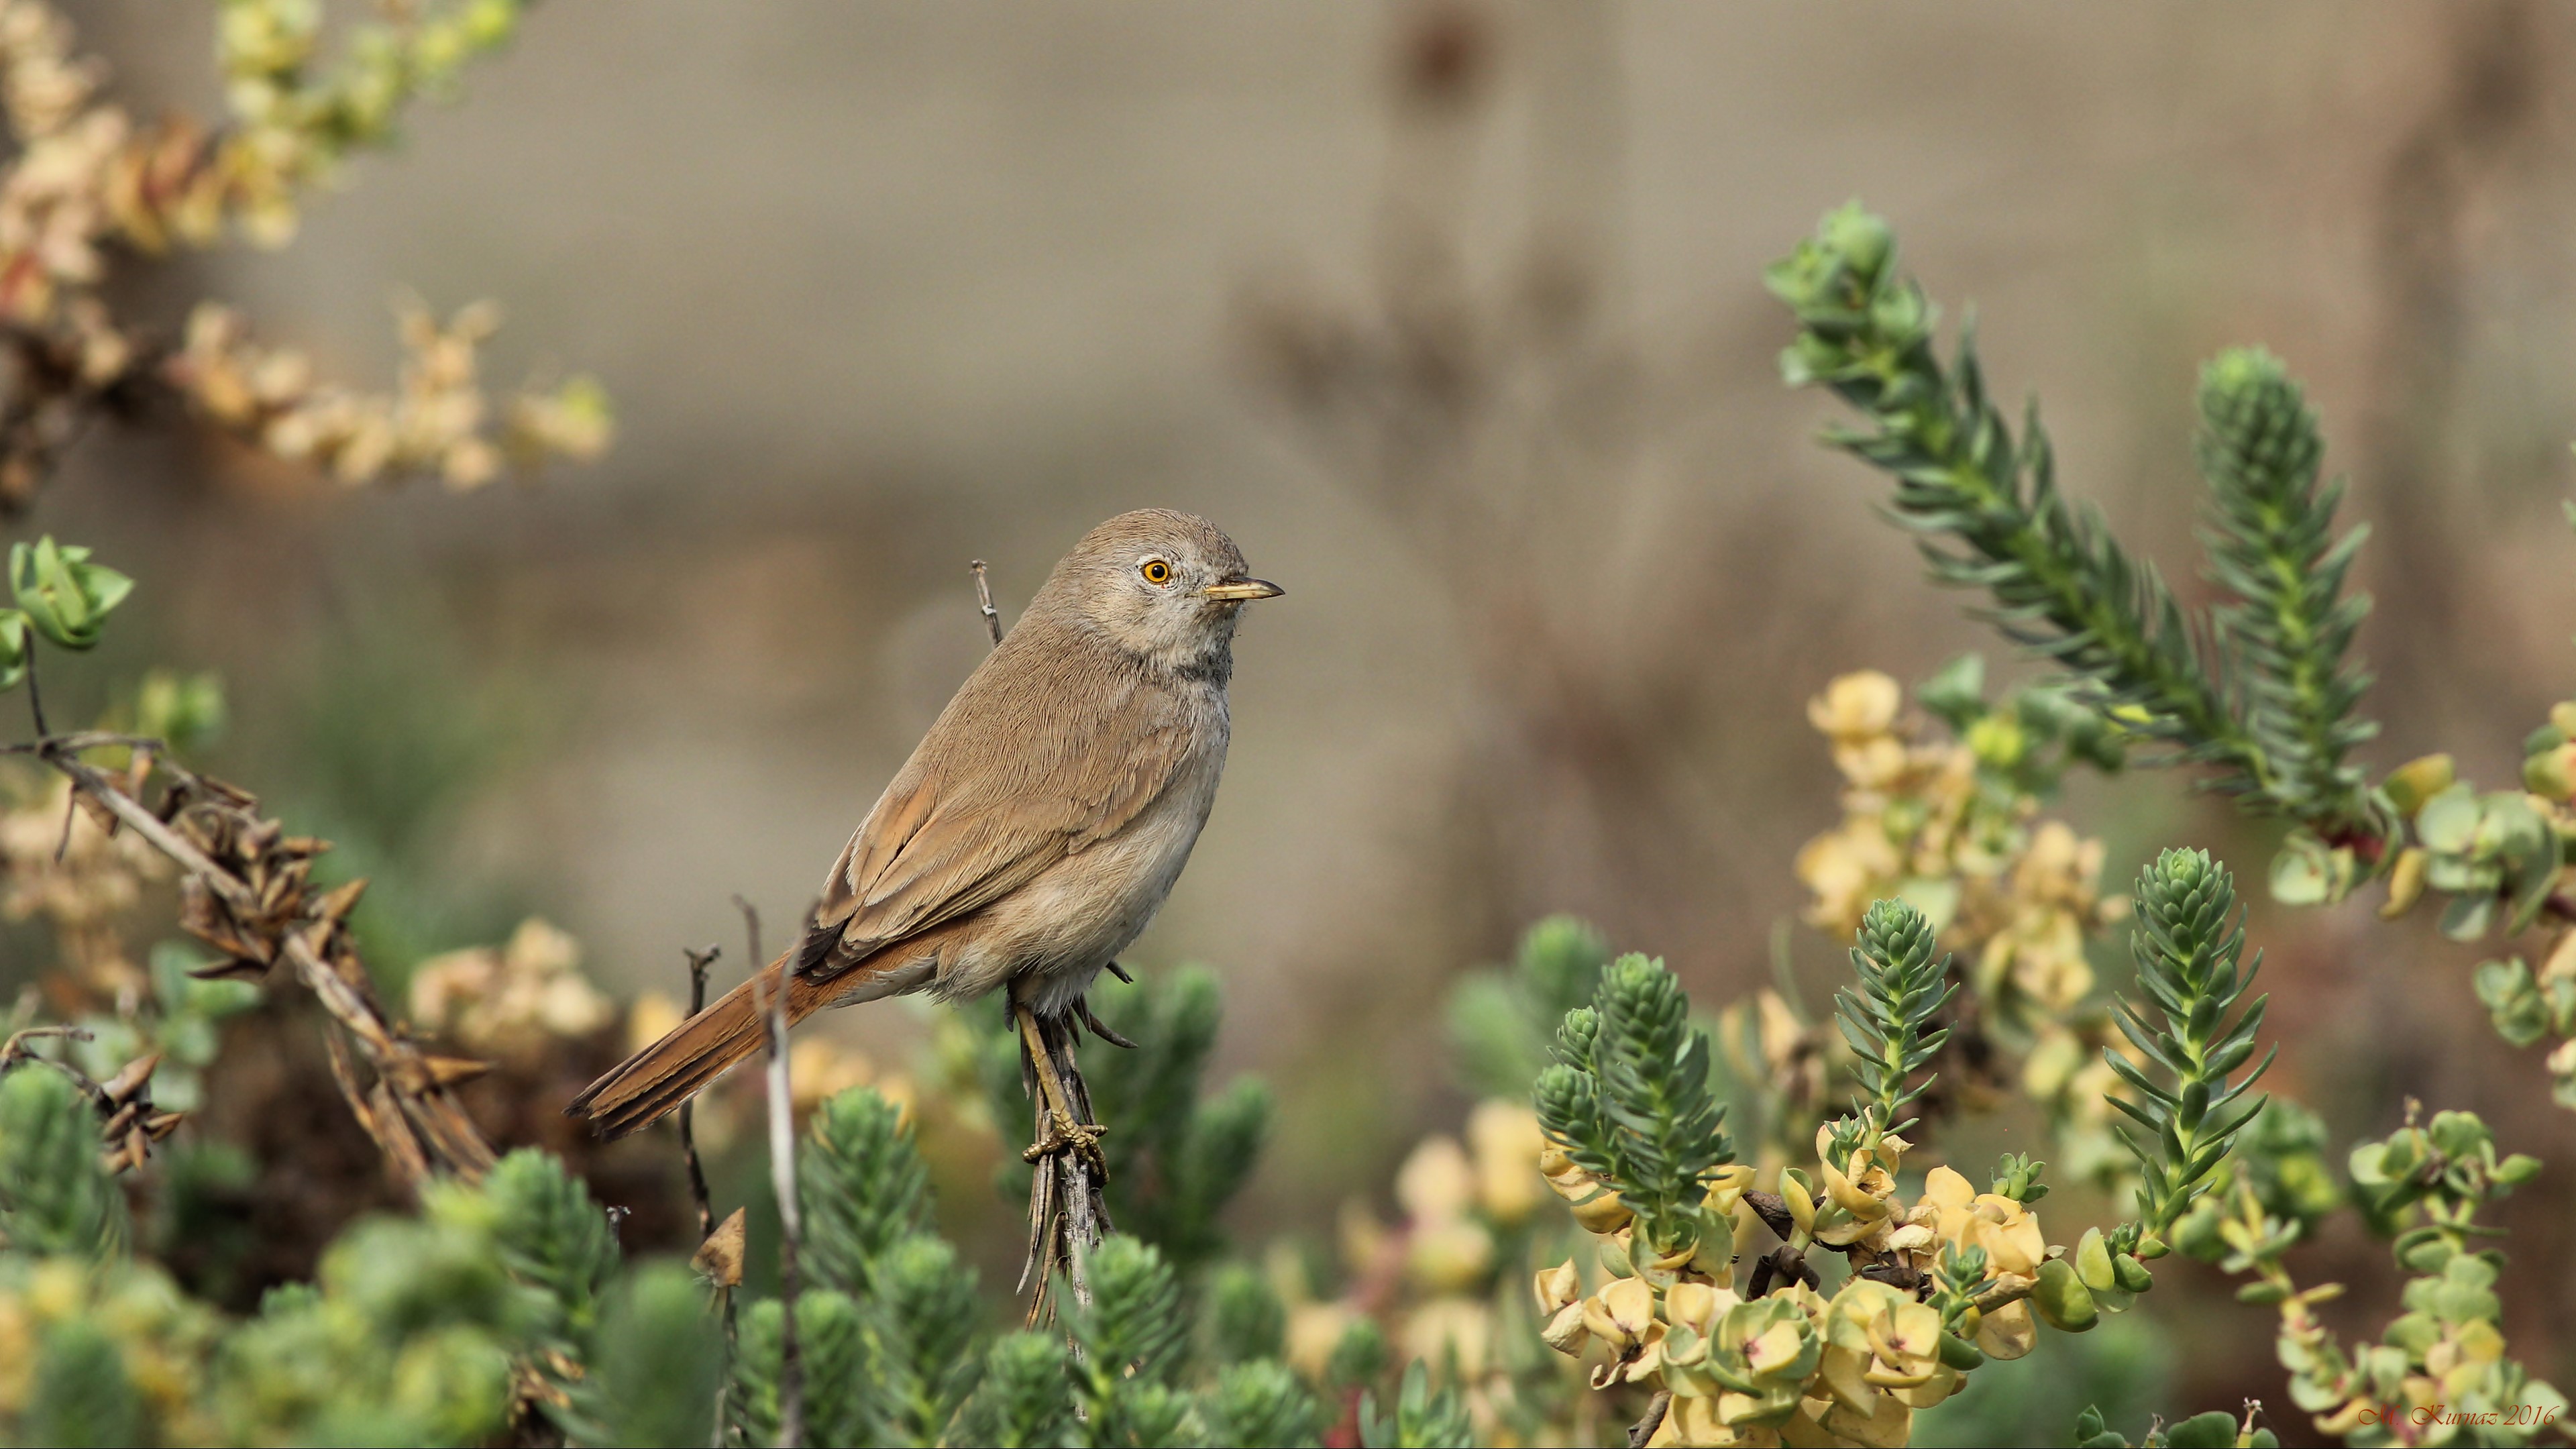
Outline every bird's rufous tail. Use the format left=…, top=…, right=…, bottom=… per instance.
left=568, top=955, right=817, bottom=1140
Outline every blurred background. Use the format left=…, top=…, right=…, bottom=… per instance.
left=16, top=0, right=2576, bottom=1430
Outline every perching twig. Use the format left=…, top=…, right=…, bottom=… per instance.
left=970, top=559, right=1004, bottom=646
left=744, top=904, right=802, bottom=1449
left=1015, top=1004, right=1107, bottom=1171
left=962, top=561, right=1112, bottom=1320
left=676, top=945, right=722, bottom=1244
left=1016, top=1007, right=1111, bottom=1325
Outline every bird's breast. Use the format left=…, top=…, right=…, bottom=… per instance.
left=937, top=698, right=1228, bottom=1012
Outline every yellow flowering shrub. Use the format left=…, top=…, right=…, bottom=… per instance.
left=1790, top=664, right=2137, bottom=1186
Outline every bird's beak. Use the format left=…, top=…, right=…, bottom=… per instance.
left=1203, top=578, right=1285, bottom=602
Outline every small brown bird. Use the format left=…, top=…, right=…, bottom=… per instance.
left=569, top=509, right=1282, bottom=1140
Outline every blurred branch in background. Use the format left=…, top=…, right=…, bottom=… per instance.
left=0, top=0, right=608, bottom=506
left=1237, top=0, right=1737, bottom=961
left=2361, top=1, right=2548, bottom=737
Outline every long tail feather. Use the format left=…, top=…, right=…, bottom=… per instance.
left=569, top=957, right=810, bottom=1140
left=573, top=919, right=965, bottom=1140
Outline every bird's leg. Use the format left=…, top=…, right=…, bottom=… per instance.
left=1015, top=1003, right=1107, bottom=1173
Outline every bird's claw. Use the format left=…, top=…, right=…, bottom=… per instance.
left=1022, top=1111, right=1108, bottom=1175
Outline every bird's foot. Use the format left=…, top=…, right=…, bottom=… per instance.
left=1022, top=1110, right=1109, bottom=1176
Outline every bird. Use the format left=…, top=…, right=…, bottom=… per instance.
left=568, top=508, right=1282, bottom=1141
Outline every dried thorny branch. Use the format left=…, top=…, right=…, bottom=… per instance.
left=7, top=729, right=498, bottom=1187
left=0, top=1021, right=179, bottom=1172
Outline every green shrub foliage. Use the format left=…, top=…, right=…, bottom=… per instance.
left=0, top=969, right=1343, bottom=1448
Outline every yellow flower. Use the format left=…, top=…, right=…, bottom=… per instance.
left=1664, top=1280, right=1739, bottom=1336
left=1809, top=672, right=1903, bottom=743
left=408, top=917, right=611, bottom=1061
left=1833, top=736, right=1911, bottom=790
left=786, top=1040, right=880, bottom=1120
left=1534, top=1255, right=1591, bottom=1357
left=1402, top=1297, right=1493, bottom=1378
left=1986, top=909, right=2094, bottom=1014
left=1285, top=1301, right=1356, bottom=1381
left=1542, top=1301, right=1589, bottom=1356
left=2539, top=928, right=2576, bottom=986
left=1405, top=1219, right=1495, bottom=1294
left=1819, top=1387, right=1912, bottom=1448
left=1582, top=1275, right=1656, bottom=1355
left=1966, top=1196, right=2046, bottom=1277
left=1743, top=1317, right=1807, bottom=1377
left=1466, top=1100, right=1546, bottom=1223
left=625, top=991, right=683, bottom=1053
left=1974, top=1298, right=2037, bottom=1360
left=1397, top=1134, right=1476, bottom=1226
left=2019, top=1027, right=2084, bottom=1099
left=1534, top=1259, right=1582, bottom=1317
left=1816, top=1128, right=1895, bottom=1221
left=1917, top=1167, right=2047, bottom=1278
left=1541, top=1145, right=1633, bottom=1234
left=1859, top=1297, right=1941, bottom=1389
left=1795, top=819, right=1902, bottom=934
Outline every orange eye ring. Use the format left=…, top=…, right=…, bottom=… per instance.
left=1140, top=558, right=1173, bottom=585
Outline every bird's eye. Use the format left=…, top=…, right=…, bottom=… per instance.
left=1140, top=558, right=1173, bottom=586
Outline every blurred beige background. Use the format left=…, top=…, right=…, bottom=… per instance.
left=31, top=0, right=2576, bottom=1395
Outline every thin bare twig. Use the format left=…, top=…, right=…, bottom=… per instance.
left=733, top=895, right=765, bottom=977
left=1627, top=1391, right=1672, bottom=1449
left=743, top=902, right=802, bottom=1449
left=674, top=942, right=739, bottom=1447
left=970, top=559, right=1004, bottom=646
left=677, top=945, right=722, bottom=1243
left=21, top=648, right=48, bottom=741
left=0, top=1025, right=105, bottom=1106
left=676, top=943, right=733, bottom=1449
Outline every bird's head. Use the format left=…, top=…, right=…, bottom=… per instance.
left=1039, top=508, right=1283, bottom=675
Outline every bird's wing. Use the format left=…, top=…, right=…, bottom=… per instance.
left=797, top=661, right=1197, bottom=973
